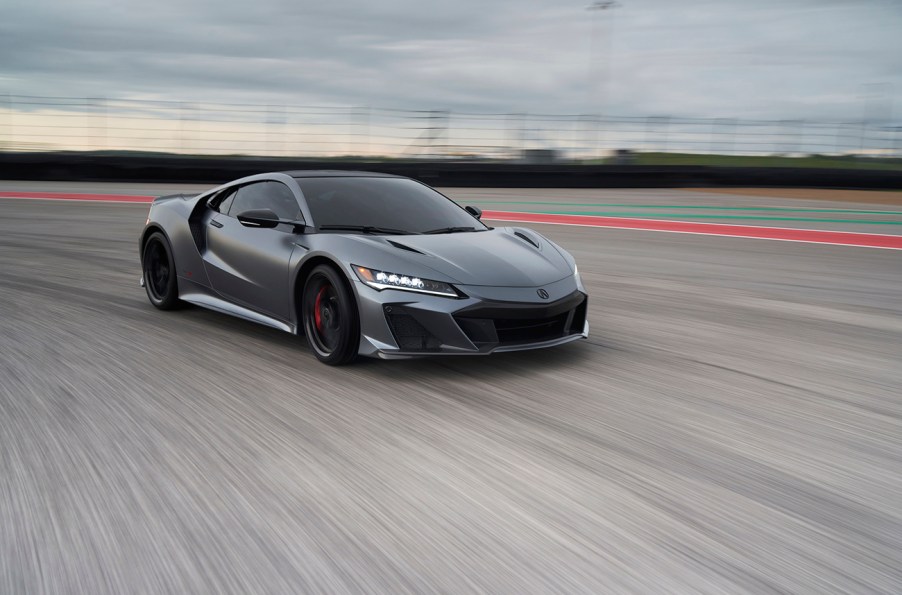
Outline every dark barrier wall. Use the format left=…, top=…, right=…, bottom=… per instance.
left=1, top=152, right=901, bottom=189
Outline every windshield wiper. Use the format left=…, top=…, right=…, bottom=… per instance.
left=317, top=225, right=417, bottom=235
left=422, top=226, right=482, bottom=234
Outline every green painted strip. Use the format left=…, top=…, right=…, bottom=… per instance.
left=473, top=201, right=902, bottom=215
left=496, top=209, right=902, bottom=225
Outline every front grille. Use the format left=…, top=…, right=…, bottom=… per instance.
left=385, top=307, right=442, bottom=351
left=454, top=292, right=587, bottom=348
left=456, top=312, right=569, bottom=346
left=455, top=318, right=497, bottom=346
left=494, top=312, right=569, bottom=344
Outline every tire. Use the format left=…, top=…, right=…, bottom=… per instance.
left=302, top=265, right=359, bottom=365
left=142, top=232, right=181, bottom=310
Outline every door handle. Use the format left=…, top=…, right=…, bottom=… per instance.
left=210, top=220, right=224, bottom=228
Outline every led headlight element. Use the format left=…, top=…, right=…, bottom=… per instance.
left=353, top=265, right=460, bottom=298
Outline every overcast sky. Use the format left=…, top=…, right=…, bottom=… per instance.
left=2, top=0, right=900, bottom=121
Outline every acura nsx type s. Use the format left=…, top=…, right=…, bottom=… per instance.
left=140, top=171, right=588, bottom=365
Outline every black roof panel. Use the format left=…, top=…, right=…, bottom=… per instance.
left=283, top=170, right=403, bottom=178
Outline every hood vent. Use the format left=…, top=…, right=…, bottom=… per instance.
left=513, top=231, right=540, bottom=249
left=387, top=240, right=426, bottom=255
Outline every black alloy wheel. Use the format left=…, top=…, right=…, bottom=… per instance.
left=302, top=265, right=359, bottom=365
left=142, top=232, right=181, bottom=310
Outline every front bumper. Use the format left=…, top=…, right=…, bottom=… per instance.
left=352, top=274, right=589, bottom=358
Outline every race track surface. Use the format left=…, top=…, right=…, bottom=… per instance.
left=2, top=184, right=901, bottom=593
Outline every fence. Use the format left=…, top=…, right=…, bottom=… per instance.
left=2, top=95, right=900, bottom=160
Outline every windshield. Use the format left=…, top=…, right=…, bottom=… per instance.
left=295, top=177, right=487, bottom=234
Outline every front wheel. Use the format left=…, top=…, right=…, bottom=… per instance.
left=142, top=232, right=181, bottom=310
left=302, top=265, right=359, bottom=365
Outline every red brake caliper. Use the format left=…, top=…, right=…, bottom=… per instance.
left=314, top=286, right=327, bottom=332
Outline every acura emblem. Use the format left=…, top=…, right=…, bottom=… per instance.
left=537, top=289, right=550, bottom=299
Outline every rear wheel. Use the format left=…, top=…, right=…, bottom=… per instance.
left=302, top=265, right=359, bottom=365
left=142, top=232, right=181, bottom=310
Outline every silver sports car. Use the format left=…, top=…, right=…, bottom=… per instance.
left=139, top=171, right=588, bottom=364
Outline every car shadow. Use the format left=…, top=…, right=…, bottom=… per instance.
left=358, top=340, right=595, bottom=376
left=168, top=303, right=601, bottom=380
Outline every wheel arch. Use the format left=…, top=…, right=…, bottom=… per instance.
left=139, top=224, right=172, bottom=264
left=291, top=254, right=358, bottom=332
left=140, top=225, right=183, bottom=310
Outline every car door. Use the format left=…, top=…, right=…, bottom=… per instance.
left=202, top=180, right=302, bottom=321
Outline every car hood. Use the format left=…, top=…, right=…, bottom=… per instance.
left=354, top=227, right=573, bottom=287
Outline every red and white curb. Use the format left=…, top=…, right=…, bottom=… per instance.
left=483, top=210, right=902, bottom=250
left=0, top=191, right=155, bottom=203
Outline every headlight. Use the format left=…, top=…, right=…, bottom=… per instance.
left=352, top=265, right=461, bottom=298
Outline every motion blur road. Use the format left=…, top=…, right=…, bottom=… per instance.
left=2, top=184, right=901, bottom=593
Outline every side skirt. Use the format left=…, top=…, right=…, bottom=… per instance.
left=180, top=291, right=295, bottom=334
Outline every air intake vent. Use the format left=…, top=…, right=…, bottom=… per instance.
left=514, top=231, right=540, bottom=249
left=386, top=240, right=425, bottom=255
left=187, top=201, right=208, bottom=252
left=385, top=307, right=442, bottom=351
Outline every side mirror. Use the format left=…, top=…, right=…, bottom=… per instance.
left=465, top=205, right=482, bottom=219
left=237, top=209, right=280, bottom=228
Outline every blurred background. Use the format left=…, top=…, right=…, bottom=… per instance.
left=3, top=2, right=902, bottom=594
left=1, top=0, right=900, bottom=167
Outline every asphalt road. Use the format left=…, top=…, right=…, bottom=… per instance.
left=1, top=186, right=901, bottom=594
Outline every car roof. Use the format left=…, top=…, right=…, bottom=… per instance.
left=282, top=170, right=403, bottom=179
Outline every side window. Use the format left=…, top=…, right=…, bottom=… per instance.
left=216, top=189, right=237, bottom=214
left=231, top=182, right=301, bottom=221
